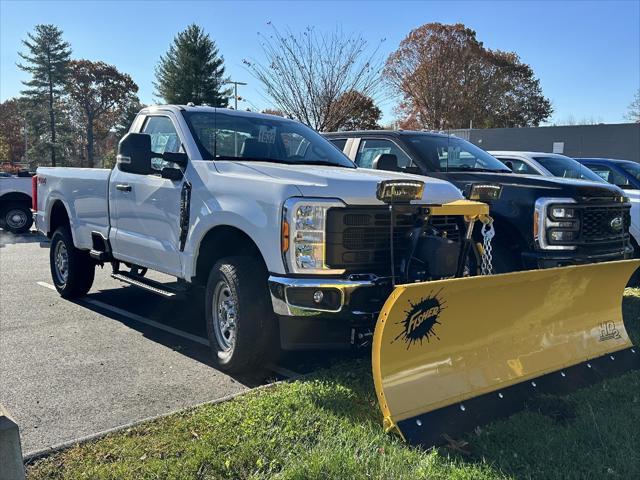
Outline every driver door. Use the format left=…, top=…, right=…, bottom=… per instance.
left=110, top=115, right=185, bottom=276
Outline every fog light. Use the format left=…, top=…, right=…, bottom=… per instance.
left=313, top=290, right=324, bottom=304
left=549, top=230, right=576, bottom=242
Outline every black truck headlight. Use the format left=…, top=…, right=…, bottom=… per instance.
left=282, top=198, right=345, bottom=274
left=534, top=198, right=580, bottom=250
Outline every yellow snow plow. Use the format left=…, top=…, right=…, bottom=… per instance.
left=372, top=259, right=640, bottom=447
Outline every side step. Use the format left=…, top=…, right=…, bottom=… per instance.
left=111, top=271, right=189, bottom=298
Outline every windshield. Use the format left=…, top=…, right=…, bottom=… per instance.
left=183, top=111, right=355, bottom=168
left=405, top=135, right=511, bottom=173
left=619, top=162, right=640, bottom=182
left=534, top=156, right=605, bottom=182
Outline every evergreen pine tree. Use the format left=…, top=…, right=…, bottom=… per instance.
left=154, top=24, right=231, bottom=106
left=18, top=24, right=71, bottom=167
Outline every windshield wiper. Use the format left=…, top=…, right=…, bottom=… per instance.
left=214, top=155, right=295, bottom=164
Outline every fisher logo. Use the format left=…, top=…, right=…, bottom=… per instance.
left=393, top=290, right=447, bottom=349
left=610, top=216, right=623, bottom=233
left=599, top=321, right=621, bottom=342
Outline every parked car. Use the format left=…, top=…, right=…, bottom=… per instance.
left=575, top=158, right=640, bottom=190
left=575, top=158, right=640, bottom=257
left=0, top=172, right=34, bottom=233
left=34, top=105, right=494, bottom=373
left=323, top=131, right=633, bottom=272
left=489, top=151, right=605, bottom=183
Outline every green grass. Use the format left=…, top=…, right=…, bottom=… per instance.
left=27, top=289, right=640, bottom=480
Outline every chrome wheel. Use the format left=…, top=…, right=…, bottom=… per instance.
left=6, top=208, right=28, bottom=230
left=212, top=280, right=237, bottom=352
left=54, top=240, right=69, bottom=285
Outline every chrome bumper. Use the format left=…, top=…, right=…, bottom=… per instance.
left=268, top=275, right=386, bottom=317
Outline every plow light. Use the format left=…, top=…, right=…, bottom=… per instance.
left=469, top=184, right=502, bottom=201
left=376, top=180, right=424, bottom=203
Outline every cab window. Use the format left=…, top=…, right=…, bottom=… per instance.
left=328, top=138, right=347, bottom=152
left=141, top=116, right=183, bottom=171
left=355, top=139, right=412, bottom=169
left=501, top=158, right=540, bottom=175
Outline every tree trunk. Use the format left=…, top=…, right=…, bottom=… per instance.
left=49, top=83, right=56, bottom=167
left=86, top=116, right=94, bottom=168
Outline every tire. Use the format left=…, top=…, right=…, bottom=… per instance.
left=205, top=256, right=276, bottom=373
left=1, top=203, right=33, bottom=234
left=50, top=227, right=95, bottom=298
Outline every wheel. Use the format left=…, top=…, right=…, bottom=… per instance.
left=50, top=227, right=95, bottom=298
left=205, top=256, right=276, bottom=373
left=1, top=203, right=33, bottom=234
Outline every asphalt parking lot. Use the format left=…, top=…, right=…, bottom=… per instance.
left=0, top=230, right=313, bottom=456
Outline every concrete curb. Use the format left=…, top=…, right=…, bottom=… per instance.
left=1, top=405, right=26, bottom=480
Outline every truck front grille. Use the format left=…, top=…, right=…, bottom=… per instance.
left=325, top=207, right=462, bottom=273
left=580, top=205, right=631, bottom=244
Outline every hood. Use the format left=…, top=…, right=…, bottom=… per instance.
left=440, top=171, right=625, bottom=201
left=214, top=161, right=464, bottom=205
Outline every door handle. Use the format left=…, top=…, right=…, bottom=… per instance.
left=116, top=184, right=132, bottom=192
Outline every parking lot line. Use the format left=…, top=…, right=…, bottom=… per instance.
left=36, top=281, right=210, bottom=347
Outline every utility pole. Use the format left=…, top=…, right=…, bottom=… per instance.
left=224, top=81, right=248, bottom=156
left=224, top=80, right=247, bottom=110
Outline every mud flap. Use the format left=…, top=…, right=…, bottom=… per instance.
left=372, top=259, right=640, bottom=447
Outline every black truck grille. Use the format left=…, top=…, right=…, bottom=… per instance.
left=325, top=207, right=462, bottom=272
left=580, top=205, right=631, bottom=244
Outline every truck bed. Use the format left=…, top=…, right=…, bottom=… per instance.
left=35, top=167, right=112, bottom=250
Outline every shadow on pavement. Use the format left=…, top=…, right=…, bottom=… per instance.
left=0, top=229, right=49, bottom=248
left=74, top=282, right=359, bottom=388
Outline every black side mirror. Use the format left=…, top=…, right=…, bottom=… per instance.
left=373, top=153, right=400, bottom=172
left=161, top=167, right=183, bottom=181
left=118, top=133, right=152, bottom=175
left=163, top=151, right=188, bottom=167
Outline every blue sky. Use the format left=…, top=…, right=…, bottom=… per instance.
left=1, top=0, right=639, bottom=125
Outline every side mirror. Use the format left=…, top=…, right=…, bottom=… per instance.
left=118, top=133, right=152, bottom=175
left=163, top=151, right=188, bottom=167
left=161, top=167, right=183, bottom=181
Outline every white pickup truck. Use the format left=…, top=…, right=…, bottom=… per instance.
left=35, top=105, right=490, bottom=372
left=0, top=173, right=34, bottom=233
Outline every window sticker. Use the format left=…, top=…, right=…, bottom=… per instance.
left=258, top=125, right=276, bottom=144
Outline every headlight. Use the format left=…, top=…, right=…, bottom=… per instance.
left=549, top=206, right=576, bottom=219
left=534, top=198, right=579, bottom=250
left=281, top=198, right=345, bottom=274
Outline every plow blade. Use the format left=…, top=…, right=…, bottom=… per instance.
left=372, top=259, right=640, bottom=447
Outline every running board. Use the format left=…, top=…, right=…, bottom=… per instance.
left=110, top=271, right=189, bottom=298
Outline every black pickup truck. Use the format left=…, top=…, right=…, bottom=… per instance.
left=324, top=130, right=633, bottom=272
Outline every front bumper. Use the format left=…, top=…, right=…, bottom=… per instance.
left=522, top=244, right=634, bottom=270
left=268, top=275, right=393, bottom=350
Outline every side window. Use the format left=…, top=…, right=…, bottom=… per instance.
left=355, top=139, right=412, bottom=169
left=587, top=165, right=630, bottom=187
left=142, top=116, right=182, bottom=171
left=587, top=164, right=614, bottom=182
left=501, top=158, right=540, bottom=175
left=328, top=138, right=347, bottom=152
